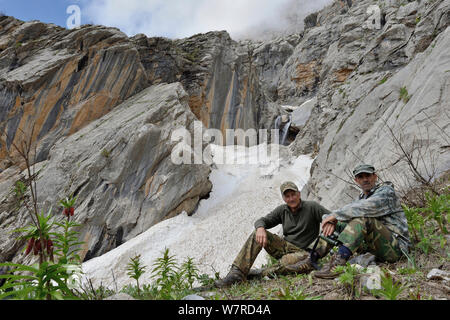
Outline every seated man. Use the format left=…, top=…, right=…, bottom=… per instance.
left=215, top=181, right=331, bottom=288
left=311, top=164, right=411, bottom=279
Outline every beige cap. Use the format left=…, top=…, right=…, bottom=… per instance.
left=280, top=181, right=299, bottom=194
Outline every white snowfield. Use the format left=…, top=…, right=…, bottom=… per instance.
left=81, top=143, right=314, bottom=290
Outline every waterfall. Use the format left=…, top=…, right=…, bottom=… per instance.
left=274, top=115, right=291, bottom=146
left=280, top=115, right=291, bottom=146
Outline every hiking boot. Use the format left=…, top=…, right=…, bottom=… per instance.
left=314, top=254, right=348, bottom=279
left=285, top=257, right=314, bottom=274
left=247, top=268, right=264, bottom=280
left=214, top=266, right=246, bottom=288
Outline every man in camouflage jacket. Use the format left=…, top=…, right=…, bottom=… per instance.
left=290, top=164, right=411, bottom=279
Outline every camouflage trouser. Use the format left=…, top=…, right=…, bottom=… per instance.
left=232, top=230, right=309, bottom=276
left=335, top=217, right=403, bottom=262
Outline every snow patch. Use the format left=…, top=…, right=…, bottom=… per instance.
left=82, top=143, right=314, bottom=290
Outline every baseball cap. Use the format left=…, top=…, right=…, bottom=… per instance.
left=280, top=181, right=299, bottom=194
left=353, top=164, right=376, bottom=177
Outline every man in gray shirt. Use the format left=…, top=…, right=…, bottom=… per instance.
left=215, top=181, right=330, bottom=288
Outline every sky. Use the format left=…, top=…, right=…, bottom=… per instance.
left=0, top=0, right=333, bottom=39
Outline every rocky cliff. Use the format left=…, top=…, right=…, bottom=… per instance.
left=0, top=0, right=449, bottom=264
left=282, top=0, right=450, bottom=208
left=0, top=15, right=283, bottom=262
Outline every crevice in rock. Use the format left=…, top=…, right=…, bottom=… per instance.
left=77, top=54, right=89, bottom=72
left=83, top=225, right=106, bottom=262
left=72, top=178, right=90, bottom=199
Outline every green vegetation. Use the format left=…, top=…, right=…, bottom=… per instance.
left=126, top=254, right=147, bottom=295
left=371, top=271, right=406, bottom=300
left=378, top=75, right=389, bottom=85
left=101, top=148, right=110, bottom=158
left=415, top=15, right=421, bottom=24
left=399, top=86, right=411, bottom=103
left=0, top=200, right=82, bottom=300
left=334, top=264, right=362, bottom=298
left=185, top=47, right=201, bottom=62
left=401, top=190, right=448, bottom=271
left=12, top=180, right=27, bottom=208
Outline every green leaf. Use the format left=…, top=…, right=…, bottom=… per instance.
left=0, top=285, right=35, bottom=299
left=0, top=274, right=36, bottom=281
left=0, top=262, right=39, bottom=273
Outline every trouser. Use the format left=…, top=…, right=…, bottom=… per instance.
left=335, top=217, right=403, bottom=262
left=232, top=230, right=310, bottom=276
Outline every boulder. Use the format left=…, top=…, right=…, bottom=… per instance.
left=289, top=97, right=317, bottom=131
left=427, top=269, right=450, bottom=282
left=0, top=83, right=212, bottom=262
left=104, top=293, right=136, bottom=300
left=181, top=294, right=206, bottom=300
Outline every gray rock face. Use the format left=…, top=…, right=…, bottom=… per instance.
left=0, top=83, right=212, bottom=261
left=281, top=0, right=450, bottom=208
left=0, top=17, right=283, bottom=175
left=299, top=22, right=450, bottom=209
left=133, top=31, right=283, bottom=133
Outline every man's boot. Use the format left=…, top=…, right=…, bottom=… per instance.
left=314, top=254, right=348, bottom=279
left=285, top=256, right=314, bottom=274
left=246, top=268, right=264, bottom=280
left=214, top=265, right=246, bottom=288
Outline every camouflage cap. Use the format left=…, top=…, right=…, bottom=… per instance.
left=353, top=164, right=376, bottom=177
left=280, top=181, right=299, bottom=194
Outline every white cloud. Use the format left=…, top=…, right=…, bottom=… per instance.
left=81, top=0, right=333, bottom=39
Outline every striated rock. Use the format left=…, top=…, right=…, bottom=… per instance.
left=283, top=0, right=450, bottom=206
left=250, top=33, right=302, bottom=101
left=0, top=18, right=149, bottom=168
left=134, top=30, right=282, bottom=134
left=0, top=83, right=212, bottom=262
left=0, top=17, right=283, bottom=176
left=298, top=21, right=450, bottom=208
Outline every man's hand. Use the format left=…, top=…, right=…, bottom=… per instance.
left=321, top=214, right=337, bottom=237
left=255, top=227, right=268, bottom=248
